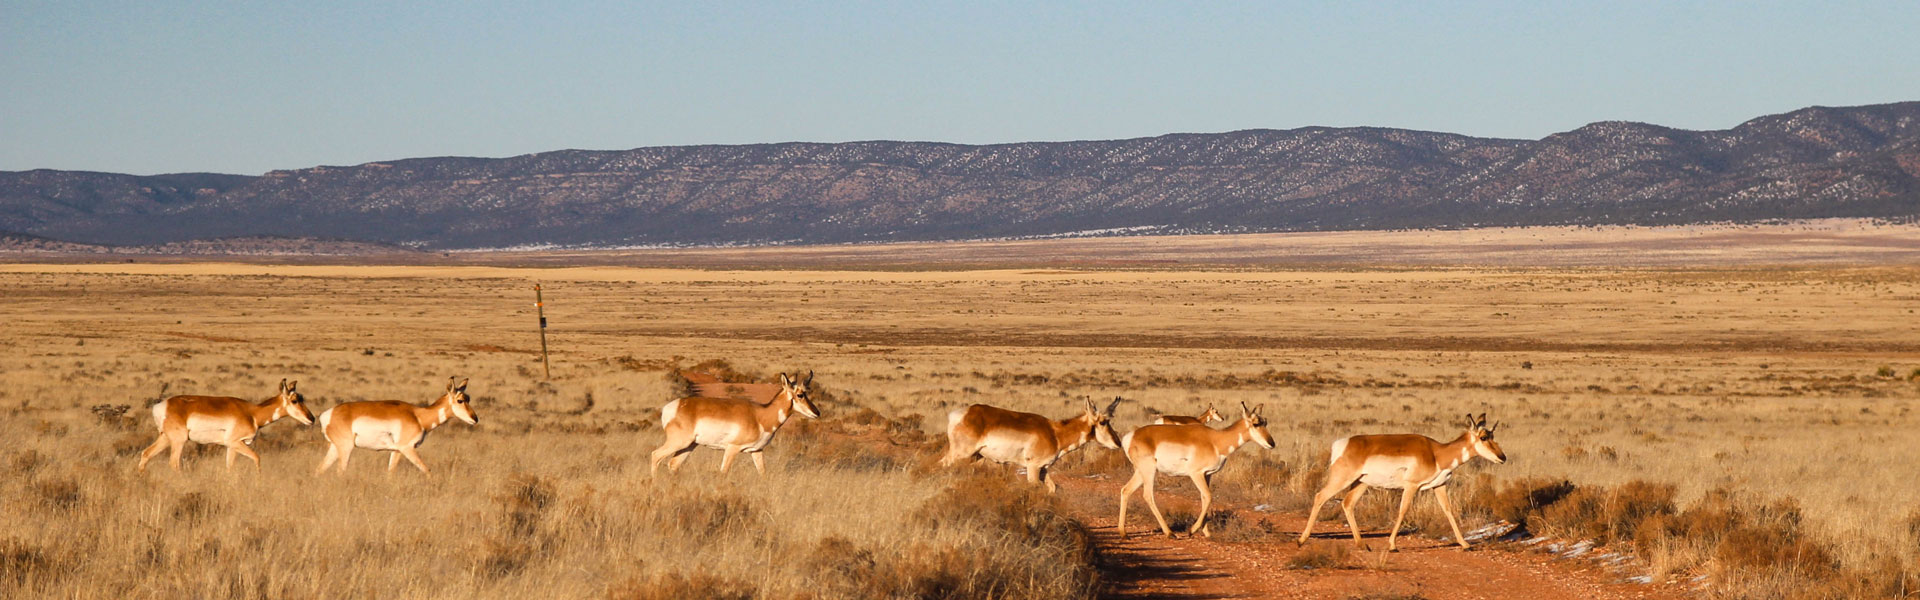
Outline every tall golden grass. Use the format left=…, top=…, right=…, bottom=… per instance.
left=6, top=264, right=1920, bottom=598
left=3, top=373, right=1097, bottom=599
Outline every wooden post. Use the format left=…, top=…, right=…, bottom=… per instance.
left=535, top=283, right=551, bottom=379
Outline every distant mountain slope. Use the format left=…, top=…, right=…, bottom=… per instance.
left=4, top=102, right=1918, bottom=249
left=0, top=233, right=419, bottom=256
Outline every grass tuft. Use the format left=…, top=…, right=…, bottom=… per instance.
left=1289, top=540, right=1353, bottom=570
left=608, top=571, right=754, bottom=600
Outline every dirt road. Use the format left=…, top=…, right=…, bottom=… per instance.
left=1055, top=478, right=1695, bottom=600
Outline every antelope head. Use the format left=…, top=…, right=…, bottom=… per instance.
left=1200, top=404, right=1225, bottom=424
left=1463, top=413, right=1505, bottom=463
left=445, top=377, right=479, bottom=425
left=1086, top=397, right=1122, bottom=450
left=780, top=371, right=821, bottom=419
left=275, top=378, right=315, bottom=425
left=1239, top=402, right=1275, bottom=449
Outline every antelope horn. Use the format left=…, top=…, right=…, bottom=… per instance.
left=1104, top=396, right=1122, bottom=416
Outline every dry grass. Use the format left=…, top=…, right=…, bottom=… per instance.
left=0, top=345, right=1094, bottom=598
left=1288, top=541, right=1354, bottom=570
left=5, top=262, right=1920, bottom=597
left=1481, top=477, right=1920, bottom=599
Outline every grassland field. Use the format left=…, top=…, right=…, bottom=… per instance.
left=4, top=258, right=1920, bottom=599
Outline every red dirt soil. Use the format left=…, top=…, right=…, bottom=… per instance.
left=1053, top=477, right=1696, bottom=600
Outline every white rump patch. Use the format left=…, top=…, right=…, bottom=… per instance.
left=661, top=400, right=681, bottom=425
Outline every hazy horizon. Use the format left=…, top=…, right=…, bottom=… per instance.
left=6, top=1, right=1919, bottom=176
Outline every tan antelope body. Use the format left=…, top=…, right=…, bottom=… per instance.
left=650, top=372, right=819, bottom=476
left=1299, top=414, right=1507, bottom=550
left=941, top=398, right=1120, bottom=493
left=1153, top=403, right=1224, bottom=426
left=1117, top=403, right=1274, bottom=537
left=315, top=377, right=477, bottom=476
left=138, top=379, right=314, bottom=472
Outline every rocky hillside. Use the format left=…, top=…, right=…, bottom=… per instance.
left=4, top=103, right=1918, bottom=249
left=0, top=233, right=418, bottom=256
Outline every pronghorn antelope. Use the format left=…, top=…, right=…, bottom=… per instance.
left=138, top=379, right=315, bottom=472
left=1297, top=413, right=1507, bottom=551
left=649, top=372, right=820, bottom=476
left=315, top=377, right=478, bottom=476
left=1117, top=402, right=1274, bottom=538
left=1153, top=403, right=1224, bottom=426
left=940, top=398, right=1121, bottom=493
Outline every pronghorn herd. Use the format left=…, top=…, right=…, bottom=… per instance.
left=141, top=377, right=479, bottom=476
left=137, top=372, right=1508, bottom=550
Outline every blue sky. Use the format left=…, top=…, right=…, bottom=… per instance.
left=4, top=1, right=1918, bottom=175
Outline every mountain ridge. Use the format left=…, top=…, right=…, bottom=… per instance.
left=4, top=102, right=1917, bottom=250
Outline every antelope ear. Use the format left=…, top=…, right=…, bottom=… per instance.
left=1254, top=404, right=1265, bottom=417
left=780, top=372, right=794, bottom=387
left=456, top=378, right=469, bottom=392
left=287, top=380, right=297, bottom=393
left=278, top=378, right=289, bottom=393
left=447, top=377, right=458, bottom=392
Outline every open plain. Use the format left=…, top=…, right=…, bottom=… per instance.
left=5, top=230, right=1920, bottom=599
